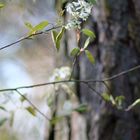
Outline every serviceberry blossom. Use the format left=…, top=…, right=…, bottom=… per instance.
left=65, top=0, right=93, bottom=29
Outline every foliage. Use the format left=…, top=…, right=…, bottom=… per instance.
left=25, top=21, right=49, bottom=35
left=102, top=93, right=125, bottom=109
left=85, top=50, right=95, bottom=64
left=0, top=0, right=140, bottom=135
left=82, top=29, right=96, bottom=39
left=51, top=27, right=65, bottom=51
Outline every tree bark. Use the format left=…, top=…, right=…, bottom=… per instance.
left=78, top=0, right=140, bottom=140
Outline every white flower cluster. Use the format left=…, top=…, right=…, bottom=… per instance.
left=65, top=0, right=93, bottom=29
left=50, top=67, right=71, bottom=81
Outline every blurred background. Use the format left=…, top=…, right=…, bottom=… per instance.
left=1, top=0, right=140, bottom=140
left=0, top=0, right=60, bottom=139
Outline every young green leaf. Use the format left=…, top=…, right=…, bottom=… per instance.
left=25, top=107, right=36, bottom=116
left=70, top=48, right=80, bottom=56
left=115, top=96, right=125, bottom=104
left=102, top=93, right=116, bottom=105
left=56, top=27, right=65, bottom=42
left=102, top=93, right=110, bottom=101
left=55, top=27, right=65, bottom=51
left=82, top=29, right=96, bottom=39
left=27, top=21, right=49, bottom=35
left=51, top=30, right=58, bottom=44
left=85, top=50, right=95, bottom=64
left=33, top=21, right=49, bottom=31
left=126, top=99, right=140, bottom=111
left=56, top=40, right=60, bottom=51
left=0, top=3, right=4, bottom=9
left=83, top=37, right=90, bottom=49
left=115, top=96, right=125, bottom=109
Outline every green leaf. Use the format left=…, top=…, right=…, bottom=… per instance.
left=85, top=50, right=95, bottom=64
left=115, top=96, right=125, bottom=109
left=51, top=30, right=58, bottom=44
left=0, top=118, right=7, bottom=127
left=115, top=96, right=125, bottom=104
left=82, top=29, right=96, bottom=39
left=27, top=21, right=49, bottom=35
left=56, top=40, right=60, bottom=51
left=24, top=22, right=33, bottom=30
left=102, top=93, right=116, bottom=105
left=51, top=28, right=65, bottom=51
left=102, top=93, right=110, bottom=101
left=115, top=96, right=125, bottom=101
left=87, top=0, right=97, bottom=4
left=126, top=99, right=140, bottom=111
left=0, top=106, right=7, bottom=112
left=0, top=3, right=4, bottom=9
left=33, top=21, right=49, bottom=31
left=74, top=104, right=88, bottom=113
left=25, top=107, right=36, bottom=116
left=83, top=37, right=90, bottom=49
left=56, top=27, right=65, bottom=41
left=53, top=27, right=65, bottom=51
left=56, top=27, right=65, bottom=51
left=70, top=48, right=80, bottom=56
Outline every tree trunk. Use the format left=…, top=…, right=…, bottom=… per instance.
left=79, top=0, right=140, bottom=140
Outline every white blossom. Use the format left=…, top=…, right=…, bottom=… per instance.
left=65, top=19, right=82, bottom=29
left=65, top=0, right=93, bottom=29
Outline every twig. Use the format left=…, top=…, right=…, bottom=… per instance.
left=0, top=25, right=61, bottom=51
left=0, top=64, right=140, bottom=92
left=0, top=80, right=77, bottom=92
left=102, top=65, right=140, bottom=81
left=0, top=64, right=139, bottom=114
left=85, top=83, right=105, bottom=101
left=0, top=63, right=139, bottom=113
left=15, top=89, right=50, bottom=120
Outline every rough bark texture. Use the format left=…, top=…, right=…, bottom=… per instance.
left=78, top=0, right=140, bottom=140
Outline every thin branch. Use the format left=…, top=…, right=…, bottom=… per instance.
left=0, top=80, right=80, bottom=92
left=15, top=89, right=50, bottom=120
left=0, top=25, right=61, bottom=51
left=0, top=64, right=140, bottom=92
left=0, top=64, right=139, bottom=113
left=84, top=83, right=105, bottom=101
left=102, top=65, right=140, bottom=81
